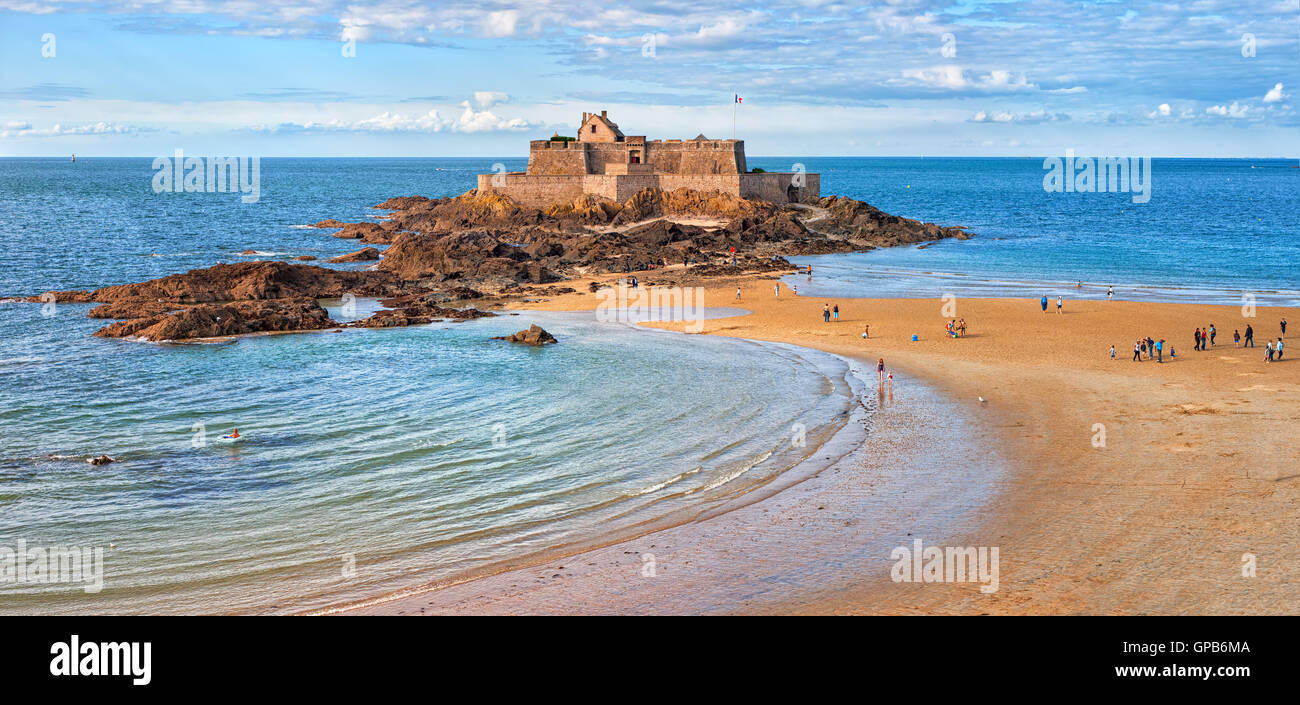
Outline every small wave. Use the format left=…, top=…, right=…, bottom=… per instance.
left=688, top=449, right=774, bottom=495
left=632, top=466, right=702, bottom=496
left=416, top=437, right=464, bottom=450
left=237, top=251, right=288, bottom=257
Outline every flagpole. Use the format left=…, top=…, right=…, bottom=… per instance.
left=732, top=92, right=736, bottom=140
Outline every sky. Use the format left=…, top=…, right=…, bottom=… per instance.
left=0, top=0, right=1297, bottom=157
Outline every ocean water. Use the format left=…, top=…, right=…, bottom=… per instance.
left=753, top=157, right=1300, bottom=305
left=0, top=156, right=1291, bottom=613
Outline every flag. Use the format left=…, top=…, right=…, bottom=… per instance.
left=735, top=94, right=742, bottom=104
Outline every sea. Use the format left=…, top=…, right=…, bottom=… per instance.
left=0, top=156, right=1294, bottom=614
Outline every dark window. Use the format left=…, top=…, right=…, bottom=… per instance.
left=590, top=125, right=596, bottom=133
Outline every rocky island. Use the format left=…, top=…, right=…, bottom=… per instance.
left=25, top=113, right=968, bottom=341
left=28, top=185, right=968, bottom=341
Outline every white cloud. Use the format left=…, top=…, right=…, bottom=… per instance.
left=1205, top=101, right=1249, bottom=118
left=1263, top=82, right=1286, bottom=103
left=453, top=101, right=530, bottom=132
left=482, top=10, right=519, bottom=37
left=0, top=121, right=137, bottom=137
left=474, top=91, right=509, bottom=109
left=895, top=66, right=1039, bottom=93
left=968, top=109, right=1067, bottom=124
left=251, top=97, right=533, bottom=134
left=1146, top=103, right=1171, bottom=118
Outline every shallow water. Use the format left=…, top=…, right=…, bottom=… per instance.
left=0, top=305, right=857, bottom=614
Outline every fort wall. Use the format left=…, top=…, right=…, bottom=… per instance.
left=479, top=112, right=819, bottom=207
left=476, top=171, right=821, bottom=208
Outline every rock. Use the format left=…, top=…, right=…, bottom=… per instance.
left=309, top=219, right=346, bottom=229
left=294, top=255, right=317, bottom=261
left=374, top=195, right=432, bottom=210
left=492, top=324, right=557, bottom=346
left=329, top=221, right=393, bottom=244
left=241, top=249, right=258, bottom=255
left=378, top=231, right=556, bottom=286
left=328, top=247, right=381, bottom=263
left=88, top=301, right=182, bottom=319
left=347, top=298, right=495, bottom=328
left=87, top=455, right=115, bottom=465
left=93, top=297, right=338, bottom=341
left=23, top=290, right=96, bottom=303
left=86, top=261, right=401, bottom=304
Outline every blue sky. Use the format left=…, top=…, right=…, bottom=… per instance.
left=0, top=0, right=1296, bottom=157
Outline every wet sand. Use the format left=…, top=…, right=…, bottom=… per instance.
left=348, top=272, right=1300, bottom=615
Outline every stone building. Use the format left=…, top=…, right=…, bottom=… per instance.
left=476, top=111, right=819, bottom=207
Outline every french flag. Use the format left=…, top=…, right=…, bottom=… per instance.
left=734, top=94, right=742, bottom=104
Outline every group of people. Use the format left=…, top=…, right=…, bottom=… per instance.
left=1040, top=294, right=1063, bottom=313
left=945, top=318, right=968, bottom=338
left=822, top=303, right=840, bottom=323
left=1128, top=337, right=1169, bottom=363
left=1192, top=325, right=1216, bottom=350
left=1118, top=320, right=1287, bottom=365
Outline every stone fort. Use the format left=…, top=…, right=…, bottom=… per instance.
left=476, top=111, right=819, bottom=207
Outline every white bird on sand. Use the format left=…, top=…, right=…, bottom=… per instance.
left=978, top=396, right=987, bottom=403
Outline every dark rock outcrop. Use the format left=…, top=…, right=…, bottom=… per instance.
left=328, top=247, right=381, bottom=263
left=85, top=261, right=401, bottom=304
left=347, top=297, right=495, bottom=328
left=492, top=324, right=557, bottom=346
left=93, top=296, right=337, bottom=341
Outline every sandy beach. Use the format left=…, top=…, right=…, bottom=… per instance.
left=346, top=270, right=1300, bottom=615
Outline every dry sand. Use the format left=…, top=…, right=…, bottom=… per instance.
left=347, top=270, right=1300, bottom=615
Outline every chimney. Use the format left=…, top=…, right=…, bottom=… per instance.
left=601, top=110, right=607, bottom=119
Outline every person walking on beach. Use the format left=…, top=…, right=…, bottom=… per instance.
left=877, top=358, right=886, bottom=383
left=1193, top=328, right=1201, bottom=351
left=1234, top=329, right=1241, bottom=347
left=774, top=283, right=780, bottom=298
left=1133, top=340, right=1142, bottom=361
left=1139, top=339, right=1147, bottom=359
left=1209, top=324, right=1216, bottom=346
left=736, top=286, right=741, bottom=300
left=1155, top=338, right=1164, bottom=363
left=1264, top=341, right=1274, bottom=362
left=1110, top=344, right=1116, bottom=360
left=1147, top=337, right=1155, bottom=360
left=1245, top=324, right=1254, bottom=347
left=1277, top=338, right=1285, bottom=360
left=1282, top=319, right=1288, bottom=337
left=1107, top=286, right=1114, bottom=302
left=832, top=304, right=839, bottom=322
left=1040, top=294, right=1048, bottom=313
left=823, top=304, right=831, bottom=323
left=1056, top=296, right=1063, bottom=314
